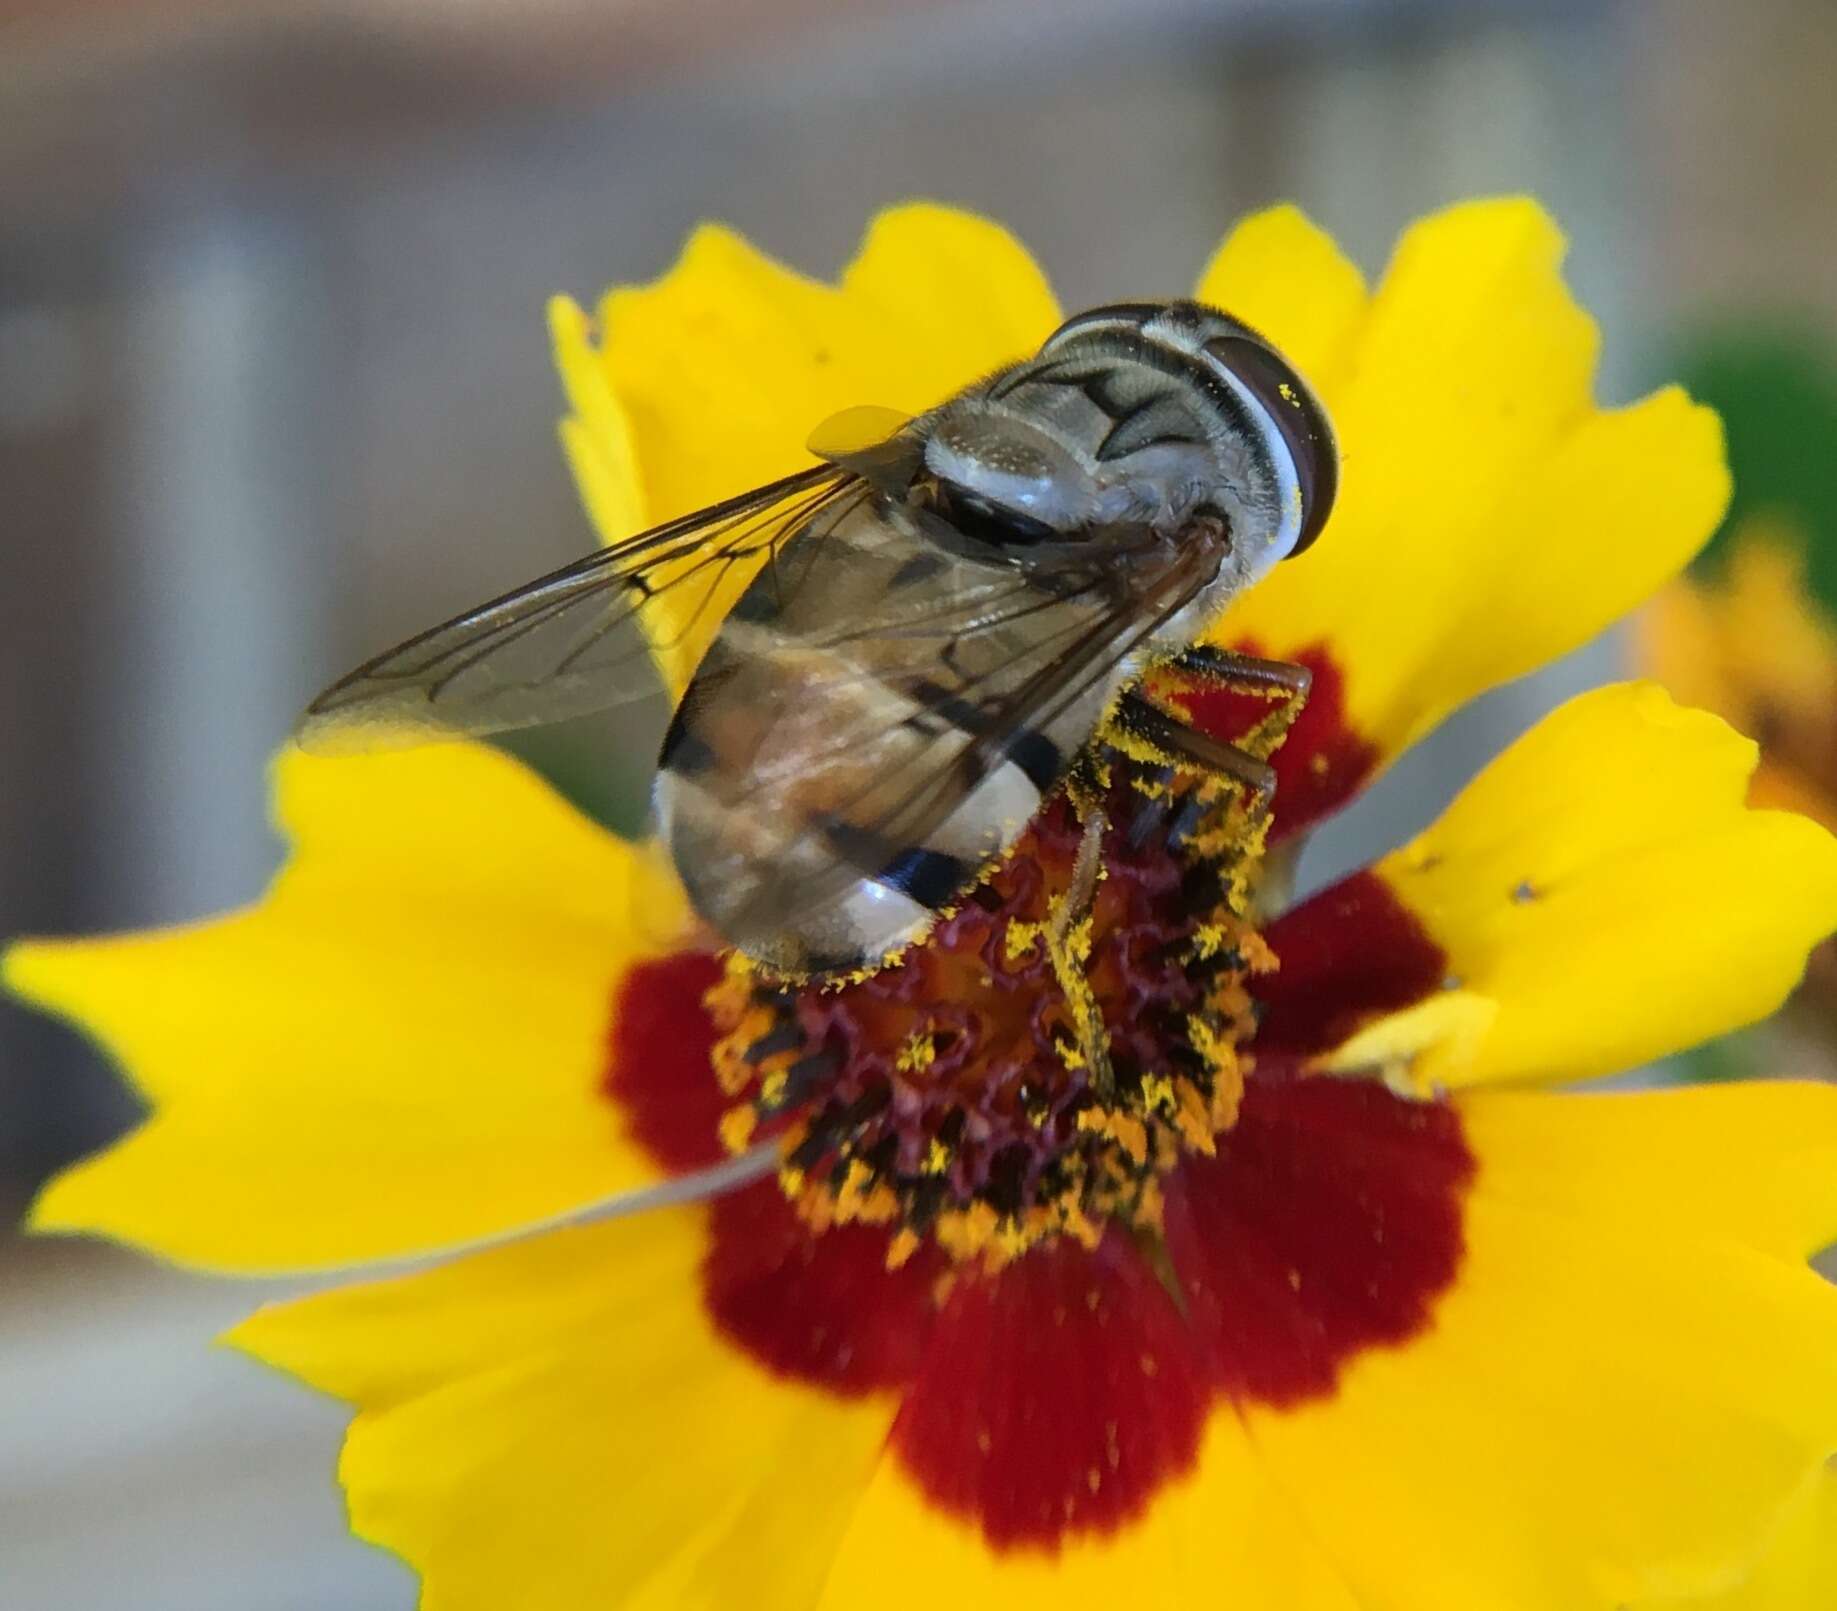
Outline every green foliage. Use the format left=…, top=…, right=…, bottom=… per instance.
left=1674, top=320, right=1837, bottom=612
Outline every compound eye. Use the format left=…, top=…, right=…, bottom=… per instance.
left=1205, top=333, right=1339, bottom=556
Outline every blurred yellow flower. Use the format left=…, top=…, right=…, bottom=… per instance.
left=13, top=198, right=1837, bottom=1610
left=1640, top=519, right=1837, bottom=833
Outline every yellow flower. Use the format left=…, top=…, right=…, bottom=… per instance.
left=12, top=198, right=1837, bottom=1610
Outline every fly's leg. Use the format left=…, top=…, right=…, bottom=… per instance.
left=1113, top=694, right=1277, bottom=817
left=1163, top=645, right=1312, bottom=757
left=1111, top=686, right=1300, bottom=916
left=1048, top=653, right=1312, bottom=1095
left=1154, top=647, right=1314, bottom=910
left=1045, top=801, right=1116, bottom=1099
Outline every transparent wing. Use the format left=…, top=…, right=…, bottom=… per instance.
left=297, top=464, right=869, bottom=753
left=693, top=530, right=1227, bottom=943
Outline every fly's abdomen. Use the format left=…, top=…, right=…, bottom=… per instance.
left=656, top=644, right=942, bottom=973
left=653, top=516, right=1103, bottom=975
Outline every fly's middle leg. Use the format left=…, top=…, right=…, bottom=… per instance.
left=1045, top=800, right=1116, bottom=1100
left=1110, top=645, right=1313, bottom=817
left=1110, top=694, right=1279, bottom=819
left=1108, top=653, right=1311, bottom=914
left=1046, top=651, right=1312, bottom=1093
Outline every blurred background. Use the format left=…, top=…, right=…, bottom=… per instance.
left=4, top=0, right=1836, bottom=1603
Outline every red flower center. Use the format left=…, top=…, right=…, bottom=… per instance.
left=603, top=648, right=1476, bottom=1552
left=702, top=768, right=1270, bottom=1262
left=686, top=1077, right=1471, bottom=1551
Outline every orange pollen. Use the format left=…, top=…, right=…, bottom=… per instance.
left=705, top=768, right=1274, bottom=1264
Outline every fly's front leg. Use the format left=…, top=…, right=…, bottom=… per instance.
left=1113, top=649, right=1314, bottom=917
left=1112, top=694, right=1277, bottom=819
left=1109, top=692, right=1296, bottom=915
left=1163, top=645, right=1312, bottom=757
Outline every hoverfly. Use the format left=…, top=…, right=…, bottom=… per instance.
left=301, top=300, right=1337, bottom=979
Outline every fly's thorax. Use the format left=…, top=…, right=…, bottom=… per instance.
left=921, top=366, right=1242, bottom=541
left=918, top=298, right=1332, bottom=577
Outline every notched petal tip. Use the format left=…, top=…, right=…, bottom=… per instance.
left=841, top=200, right=1060, bottom=362
left=595, top=218, right=821, bottom=339
left=849, top=199, right=1028, bottom=259
left=1, top=931, right=174, bottom=1103
left=547, top=288, right=646, bottom=549
left=2, top=934, right=71, bottom=1014
left=545, top=291, right=589, bottom=362
left=1604, top=380, right=1733, bottom=559
left=1198, top=200, right=1361, bottom=290
left=638, top=219, right=772, bottom=297
left=1210, top=188, right=1703, bottom=831
left=1749, top=807, right=1837, bottom=936
left=1617, top=677, right=1761, bottom=767
left=1194, top=202, right=1368, bottom=388
left=548, top=293, right=609, bottom=425
left=1405, top=191, right=1569, bottom=260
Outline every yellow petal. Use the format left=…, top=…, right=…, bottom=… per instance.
left=1332, top=682, right=1837, bottom=1089
left=229, top=1203, right=895, bottom=1611
left=595, top=204, right=1059, bottom=524
left=553, top=204, right=1058, bottom=699
left=1244, top=1080, right=1837, bottom=1608
left=550, top=295, right=647, bottom=554
left=1192, top=202, right=1369, bottom=395
left=1659, top=1467, right=1837, bottom=1610
left=8, top=743, right=698, bottom=1271
left=816, top=1412, right=1363, bottom=1611
left=228, top=1082, right=1837, bottom=1609
left=1459, top=1081, right=1837, bottom=1265
left=1206, top=198, right=1729, bottom=798
left=837, top=204, right=1063, bottom=391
